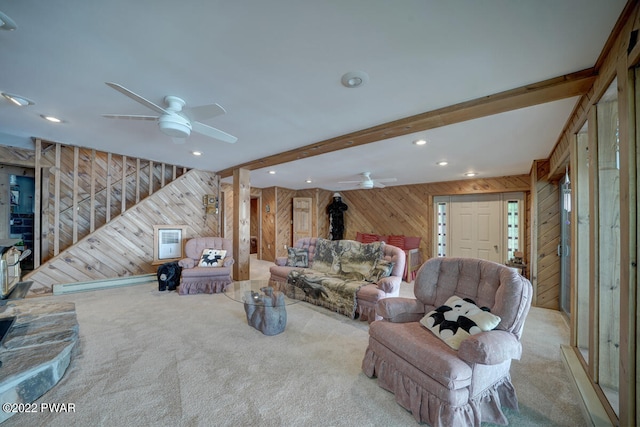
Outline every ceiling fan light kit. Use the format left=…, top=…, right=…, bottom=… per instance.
left=359, top=180, right=374, bottom=189
left=158, top=113, right=191, bottom=138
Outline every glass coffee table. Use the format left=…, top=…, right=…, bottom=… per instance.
left=223, top=280, right=300, bottom=335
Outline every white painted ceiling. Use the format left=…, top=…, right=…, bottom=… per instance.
left=0, top=0, right=627, bottom=190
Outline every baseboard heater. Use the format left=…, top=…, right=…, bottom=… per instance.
left=53, top=274, right=156, bottom=295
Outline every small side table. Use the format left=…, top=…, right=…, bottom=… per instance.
left=404, top=248, right=422, bottom=282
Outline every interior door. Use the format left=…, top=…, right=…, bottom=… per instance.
left=449, top=194, right=503, bottom=262
left=292, top=197, right=312, bottom=243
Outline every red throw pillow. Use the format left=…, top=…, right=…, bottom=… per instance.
left=361, top=233, right=379, bottom=244
left=387, top=235, right=406, bottom=249
left=355, top=232, right=364, bottom=243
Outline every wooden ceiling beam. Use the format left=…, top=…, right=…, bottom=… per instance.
left=217, top=68, right=597, bottom=179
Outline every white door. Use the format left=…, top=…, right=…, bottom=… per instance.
left=292, top=197, right=312, bottom=243
left=449, top=194, right=503, bottom=263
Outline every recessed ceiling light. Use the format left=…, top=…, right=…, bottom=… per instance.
left=436, top=161, right=448, bottom=166
left=464, top=172, right=477, bottom=177
left=268, top=170, right=276, bottom=175
left=341, top=71, right=369, bottom=88
left=305, top=179, right=312, bottom=183
left=192, top=151, right=202, bottom=156
left=41, top=115, right=62, bottom=123
left=1, top=92, right=34, bottom=106
left=413, top=139, right=427, bottom=146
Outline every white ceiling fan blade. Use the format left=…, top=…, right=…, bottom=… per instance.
left=105, top=82, right=168, bottom=116
left=338, top=180, right=363, bottom=184
left=373, top=181, right=387, bottom=188
left=185, top=103, right=226, bottom=122
left=0, top=11, right=18, bottom=30
left=103, top=114, right=157, bottom=121
left=192, top=121, right=237, bottom=144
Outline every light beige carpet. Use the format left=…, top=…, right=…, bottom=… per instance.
left=4, top=257, right=587, bottom=426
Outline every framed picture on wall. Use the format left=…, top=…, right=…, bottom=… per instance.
left=152, top=225, right=188, bottom=265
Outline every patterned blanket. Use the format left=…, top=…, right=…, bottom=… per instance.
left=286, top=239, right=384, bottom=318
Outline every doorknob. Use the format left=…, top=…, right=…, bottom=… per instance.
left=494, top=245, right=498, bottom=252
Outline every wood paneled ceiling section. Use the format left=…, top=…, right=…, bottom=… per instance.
left=217, top=69, right=597, bottom=179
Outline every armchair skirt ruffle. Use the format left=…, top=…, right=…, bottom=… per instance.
left=362, top=341, right=518, bottom=427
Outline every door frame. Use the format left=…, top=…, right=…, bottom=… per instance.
left=433, top=192, right=525, bottom=264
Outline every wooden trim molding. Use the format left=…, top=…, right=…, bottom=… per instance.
left=217, top=69, right=596, bottom=178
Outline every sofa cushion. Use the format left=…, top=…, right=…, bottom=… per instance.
left=286, top=247, right=309, bottom=267
left=419, top=295, right=501, bottom=350
left=311, top=238, right=383, bottom=279
left=367, top=259, right=394, bottom=282
left=311, top=238, right=337, bottom=274
left=369, top=321, right=472, bottom=390
left=339, top=240, right=384, bottom=280
left=198, top=249, right=227, bottom=267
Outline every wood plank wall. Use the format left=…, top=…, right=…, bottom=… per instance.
left=24, top=169, right=219, bottom=294
left=531, top=160, right=560, bottom=309
left=0, top=145, right=39, bottom=167
left=275, top=187, right=296, bottom=258
left=261, top=187, right=276, bottom=261
left=338, top=175, right=531, bottom=262
left=39, top=142, right=188, bottom=262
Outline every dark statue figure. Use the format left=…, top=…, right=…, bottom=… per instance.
left=327, top=193, right=348, bottom=240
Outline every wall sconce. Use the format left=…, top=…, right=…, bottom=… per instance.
left=203, top=194, right=219, bottom=215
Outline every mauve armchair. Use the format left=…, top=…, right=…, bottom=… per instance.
left=178, top=237, right=234, bottom=295
left=362, top=257, right=533, bottom=426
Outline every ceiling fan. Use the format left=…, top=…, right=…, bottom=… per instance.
left=338, top=172, right=397, bottom=189
left=103, top=82, right=237, bottom=144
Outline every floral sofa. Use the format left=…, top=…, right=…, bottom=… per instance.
left=355, top=232, right=422, bottom=281
left=269, top=237, right=406, bottom=322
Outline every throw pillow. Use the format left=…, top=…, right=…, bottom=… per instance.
left=198, top=249, right=227, bottom=267
left=286, top=247, right=309, bottom=267
left=360, top=233, right=379, bottom=244
left=367, top=259, right=395, bottom=282
left=419, top=295, right=501, bottom=350
left=387, top=235, right=406, bottom=250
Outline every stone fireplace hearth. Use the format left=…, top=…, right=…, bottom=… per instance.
left=0, top=299, right=78, bottom=423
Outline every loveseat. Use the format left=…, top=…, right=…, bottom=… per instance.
left=269, top=237, right=405, bottom=322
left=362, top=257, right=533, bottom=426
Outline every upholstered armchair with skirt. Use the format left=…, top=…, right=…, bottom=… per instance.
left=178, top=237, right=234, bottom=295
left=362, top=257, right=533, bottom=426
